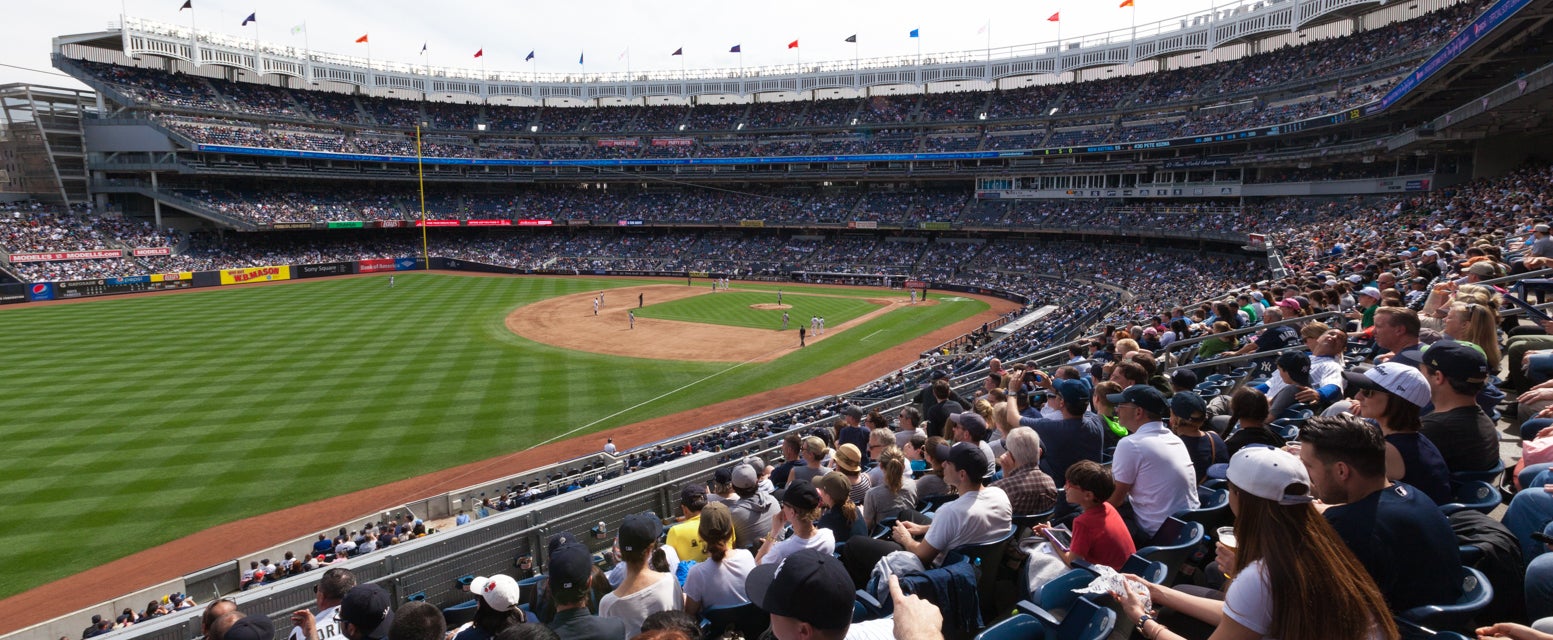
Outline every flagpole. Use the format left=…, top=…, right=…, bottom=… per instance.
left=253, top=18, right=261, bottom=77
left=416, top=124, right=429, bottom=271
left=852, top=40, right=858, bottom=70
left=986, top=20, right=992, bottom=63
left=189, top=5, right=199, bottom=67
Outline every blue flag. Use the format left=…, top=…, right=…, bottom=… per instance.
left=909, top=28, right=919, bottom=38
left=578, top=52, right=584, bottom=64
left=729, top=44, right=741, bottom=53
left=241, top=12, right=256, bottom=26
left=525, top=50, right=535, bottom=61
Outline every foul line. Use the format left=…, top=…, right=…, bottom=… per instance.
left=860, top=330, right=885, bottom=342
left=526, top=345, right=789, bottom=450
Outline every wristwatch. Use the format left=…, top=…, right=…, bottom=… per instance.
left=1135, top=614, right=1155, bottom=639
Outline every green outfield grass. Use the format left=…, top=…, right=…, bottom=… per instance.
left=0, top=274, right=986, bottom=599
left=633, top=291, right=882, bottom=330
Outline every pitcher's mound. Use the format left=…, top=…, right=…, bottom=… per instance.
left=750, top=303, right=792, bottom=310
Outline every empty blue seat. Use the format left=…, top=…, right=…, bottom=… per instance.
left=1173, top=486, right=1232, bottom=534
left=1135, top=517, right=1205, bottom=586
left=1438, top=481, right=1500, bottom=516
left=1450, top=460, right=1505, bottom=487
left=1002, top=597, right=1117, bottom=640
left=1397, top=566, right=1494, bottom=632
left=442, top=598, right=479, bottom=626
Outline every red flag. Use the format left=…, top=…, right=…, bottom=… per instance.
left=474, top=48, right=483, bottom=58
left=1119, top=0, right=1134, bottom=7
left=355, top=34, right=369, bottom=43
left=1048, top=12, right=1060, bottom=21
left=787, top=39, right=799, bottom=49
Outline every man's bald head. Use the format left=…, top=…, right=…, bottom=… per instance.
left=203, top=600, right=239, bottom=635
left=208, top=611, right=245, bottom=640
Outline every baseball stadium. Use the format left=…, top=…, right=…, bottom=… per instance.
left=3, top=0, right=1553, bottom=638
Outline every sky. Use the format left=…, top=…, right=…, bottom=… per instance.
left=1, top=0, right=1232, bottom=89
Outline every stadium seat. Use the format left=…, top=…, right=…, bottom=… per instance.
left=1004, top=597, right=1117, bottom=640
left=1028, top=568, right=1096, bottom=616
left=517, top=574, right=545, bottom=606
left=919, top=493, right=957, bottom=514
left=1438, top=481, right=1501, bottom=516
left=1397, top=618, right=1474, bottom=639
left=442, top=598, right=479, bottom=626
left=1135, top=518, right=1205, bottom=586
left=1012, top=507, right=1056, bottom=529
left=953, top=526, right=1018, bottom=622
left=1450, top=460, right=1505, bottom=487
left=1268, top=419, right=1301, bottom=442
left=1397, top=566, right=1493, bottom=631
left=700, top=603, right=768, bottom=640
left=1173, top=486, right=1232, bottom=534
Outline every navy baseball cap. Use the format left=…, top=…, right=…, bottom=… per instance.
left=780, top=480, right=822, bottom=512
left=745, top=549, right=854, bottom=630
left=1170, top=391, right=1207, bottom=422
left=944, top=442, right=990, bottom=481
left=548, top=543, right=594, bottom=595
left=1106, top=384, right=1170, bottom=417
left=547, top=531, right=580, bottom=554
left=1169, top=369, right=1199, bottom=389
left=1421, top=340, right=1489, bottom=385
left=947, top=411, right=989, bottom=442
left=225, top=617, right=274, bottom=640
left=1277, top=351, right=1312, bottom=387
left=339, top=584, right=394, bottom=640
left=617, top=512, right=662, bottom=553
left=1047, top=378, right=1091, bottom=409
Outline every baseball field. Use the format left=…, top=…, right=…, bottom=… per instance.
left=0, top=272, right=991, bottom=602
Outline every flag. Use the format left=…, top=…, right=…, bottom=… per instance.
left=671, top=47, right=683, bottom=56
left=241, top=12, right=256, bottom=26
left=1120, top=0, right=1134, bottom=6
left=909, top=29, right=919, bottom=38
left=1048, top=12, right=1060, bottom=21
left=787, top=39, right=799, bottom=49
left=977, top=22, right=988, bottom=35
left=179, top=0, right=191, bottom=10
left=844, top=35, right=856, bottom=43
left=474, top=48, right=483, bottom=58
left=291, top=24, right=306, bottom=36
left=618, top=48, right=628, bottom=61
left=578, top=52, right=584, bottom=64
left=419, top=42, right=427, bottom=54
left=356, top=34, right=369, bottom=43
left=525, top=50, right=535, bottom=61
left=729, top=44, right=741, bottom=53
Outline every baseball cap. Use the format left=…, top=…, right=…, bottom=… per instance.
left=1169, top=391, right=1207, bottom=423
left=1537, top=224, right=1550, bottom=233
left=547, top=531, right=580, bottom=554
left=745, top=549, right=854, bottom=630
left=840, top=405, right=864, bottom=420
left=1343, top=363, right=1431, bottom=408
left=948, top=411, right=990, bottom=442
left=833, top=443, right=862, bottom=473
left=547, top=543, right=594, bottom=594
left=680, top=483, right=707, bottom=510
left=470, top=574, right=521, bottom=611
left=712, top=467, right=734, bottom=487
left=815, top=472, right=850, bottom=506
left=1105, top=384, right=1170, bottom=417
left=339, top=584, right=395, bottom=640
left=744, top=457, right=767, bottom=475
left=1168, top=369, right=1199, bottom=390
left=617, top=512, right=662, bottom=552
left=1345, top=274, right=1364, bottom=284
left=1226, top=447, right=1313, bottom=506
left=1047, top=378, right=1091, bottom=410
left=1276, top=351, right=1312, bottom=387
left=1466, top=262, right=1496, bottom=277
left=1421, top=340, right=1490, bottom=385
left=943, top=442, right=989, bottom=480
left=1357, top=286, right=1382, bottom=300
left=781, top=480, right=822, bottom=512
left=225, top=617, right=275, bottom=640
left=732, top=464, right=758, bottom=490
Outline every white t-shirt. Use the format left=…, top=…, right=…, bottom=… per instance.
left=924, top=486, right=1012, bottom=564
left=290, top=606, right=341, bottom=640
left=761, top=528, right=836, bottom=566
left=683, top=549, right=755, bottom=610
left=1224, top=559, right=1384, bottom=640
left=1110, top=421, right=1199, bottom=536
left=597, top=572, right=682, bottom=638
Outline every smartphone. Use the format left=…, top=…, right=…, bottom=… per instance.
left=1042, top=525, right=1073, bottom=551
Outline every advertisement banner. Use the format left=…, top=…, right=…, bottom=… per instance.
left=395, top=258, right=420, bottom=271
left=219, top=266, right=291, bottom=285
left=1248, top=234, right=1268, bottom=250
left=295, top=262, right=354, bottom=278
left=416, top=219, right=462, bottom=227
left=8, top=250, right=124, bottom=263
left=849, top=221, right=878, bottom=230
left=597, top=139, right=640, bottom=147
left=739, top=220, right=765, bottom=228
left=0, top=282, right=26, bottom=305
left=271, top=222, right=315, bottom=230
left=327, top=221, right=365, bottom=229
left=151, top=272, right=193, bottom=283
left=28, top=282, right=53, bottom=301
left=617, top=220, right=644, bottom=226
left=132, top=247, right=172, bottom=257
left=919, top=222, right=952, bottom=231
left=377, top=220, right=412, bottom=228
left=359, top=259, right=396, bottom=273
left=567, top=219, right=592, bottom=226
left=905, top=280, right=927, bottom=289
left=516, top=219, right=554, bottom=226
left=467, top=219, right=513, bottom=227
left=651, top=138, right=694, bottom=146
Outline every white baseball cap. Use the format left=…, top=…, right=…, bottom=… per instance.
left=1357, top=287, right=1382, bottom=300
left=470, top=574, right=522, bottom=611
left=1226, top=447, right=1313, bottom=506
left=1342, top=363, right=1431, bottom=408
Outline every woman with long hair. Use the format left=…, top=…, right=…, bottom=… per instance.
left=597, top=512, right=682, bottom=637
left=862, top=446, right=917, bottom=530
left=1443, top=301, right=1502, bottom=373
left=1344, top=363, right=1452, bottom=505
left=682, top=502, right=753, bottom=618
left=1115, top=448, right=1398, bottom=640
left=815, top=471, right=867, bottom=541
left=1223, top=387, right=1284, bottom=454
left=914, top=435, right=951, bottom=499
left=755, top=480, right=833, bottom=565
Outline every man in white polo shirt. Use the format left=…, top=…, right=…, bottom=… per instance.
left=1105, top=385, right=1198, bottom=546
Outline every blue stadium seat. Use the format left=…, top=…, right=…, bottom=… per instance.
left=1029, top=568, right=1097, bottom=616
left=1135, top=518, right=1205, bottom=586
left=442, top=598, right=479, bottom=626
left=1003, top=597, right=1117, bottom=640
left=1173, top=486, right=1232, bottom=534
left=1269, top=419, right=1301, bottom=442
left=1438, top=481, right=1501, bottom=516
left=1397, top=566, right=1494, bottom=632
left=1450, top=460, right=1505, bottom=487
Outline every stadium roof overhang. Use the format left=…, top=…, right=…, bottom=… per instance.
left=55, top=0, right=1396, bottom=102
left=1381, top=0, right=1553, bottom=120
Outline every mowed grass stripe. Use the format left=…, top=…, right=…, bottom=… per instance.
left=0, top=274, right=981, bottom=598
